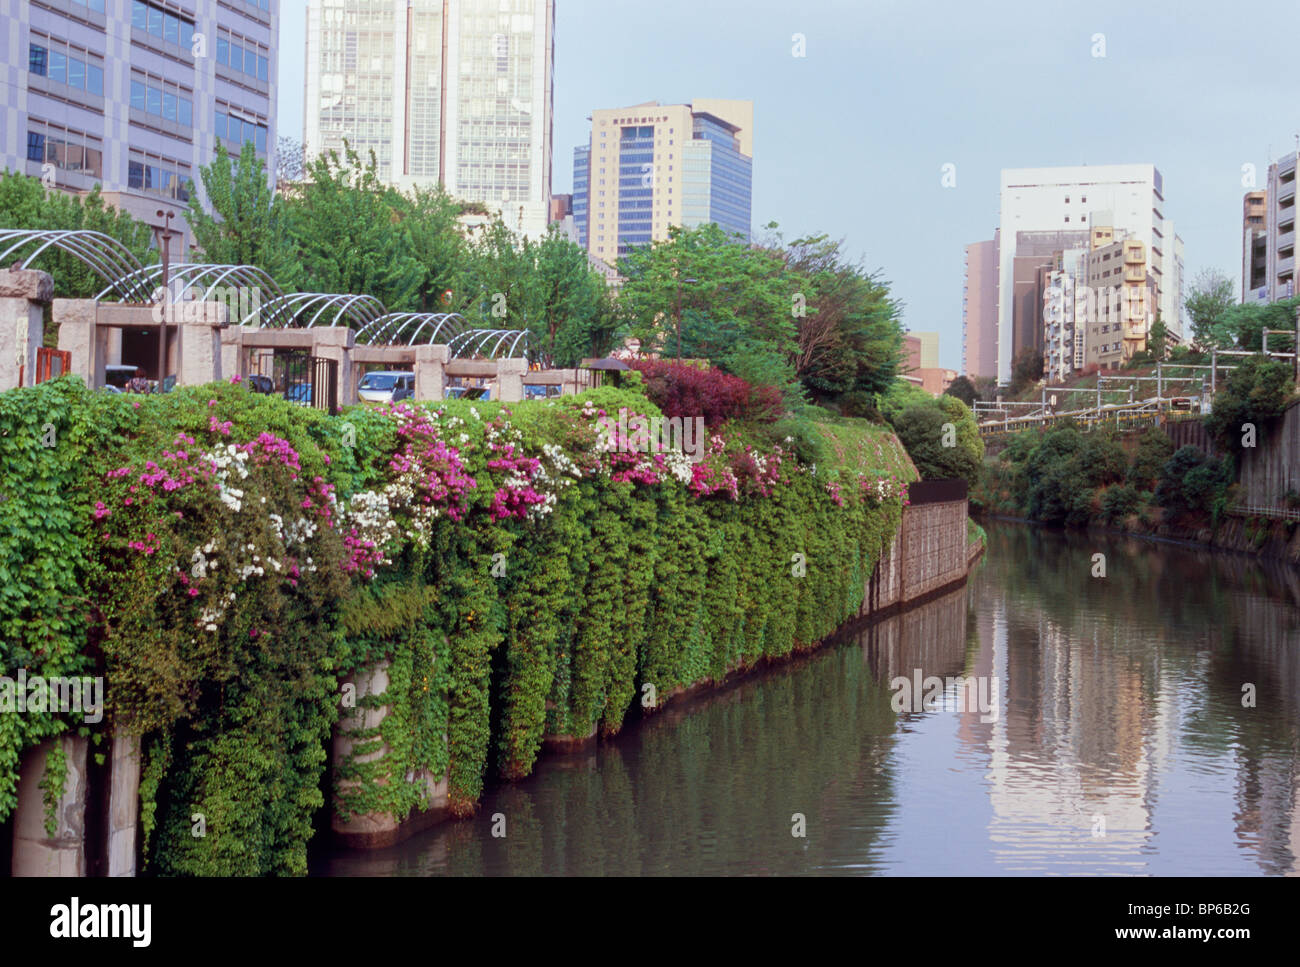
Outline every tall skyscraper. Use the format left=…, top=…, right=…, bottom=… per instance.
left=0, top=0, right=280, bottom=255
left=996, top=165, right=1182, bottom=383
left=305, top=0, right=554, bottom=239
left=962, top=237, right=998, bottom=380
left=572, top=99, right=752, bottom=263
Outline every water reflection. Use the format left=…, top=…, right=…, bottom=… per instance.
left=315, top=522, right=1300, bottom=876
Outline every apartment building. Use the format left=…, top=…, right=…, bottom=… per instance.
left=305, top=0, right=555, bottom=239
left=0, top=0, right=279, bottom=255
left=1243, top=189, right=1268, bottom=302
left=1262, top=152, right=1297, bottom=302
left=996, top=164, right=1184, bottom=383
left=572, top=99, right=752, bottom=262
left=962, top=237, right=998, bottom=381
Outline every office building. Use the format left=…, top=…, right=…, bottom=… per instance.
left=1262, top=153, right=1297, bottom=302
left=1, top=0, right=279, bottom=256
left=572, top=99, right=752, bottom=262
left=995, top=165, right=1184, bottom=383
left=305, top=0, right=555, bottom=239
left=962, top=238, right=998, bottom=380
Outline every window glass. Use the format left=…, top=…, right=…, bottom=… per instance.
left=27, top=132, right=45, bottom=163
left=258, top=54, right=268, bottom=81
left=132, top=1, right=146, bottom=29
left=130, top=80, right=146, bottom=110
left=29, top=44, right=47, bottom=76
left=178, top=98, right=192, bottom=126
left=89, top=0, right=105, bottom=10
left=163, top=90, right=177, bottom=121
left=48, top=50, right=66, bottom=84
left=86, top=147, right=102, bottom=177
left=243, top=119, right=255, bottom=144
left=180, top=22, right=193, bottom=50
left=146, top=85, right=161, bottom=115
left=216, top=37, right=228, bottom=65
left=67, top=57, right=86, bottom=90
left=214, top=111, right=226, bottom=139
left=64, top=142, right=84, bottom=171
left=128, top=160, right=143, bottom=188
left=255, top=125, right=267, bottom=152
left=165, top=13, right=179, bottom=45
left=148, top=8, right=163, bottom=37
left=87, top=64, right=103, bottom=95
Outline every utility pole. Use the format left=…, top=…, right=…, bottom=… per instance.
left=151, top=209, right=176, bottom=390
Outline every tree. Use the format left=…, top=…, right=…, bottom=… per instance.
left=1203, top=356, right=1295, bottom=456
left=0, top=170, right=154, bottom=299
left=1009, top=347, right=1043, bottom=396
left=285, top=144, right=423, bottom=310
left=945, top=375, right=979, bottom=407
left=1184, top=268, right=1235, bottom=348
left=186, top=141, right=300, bottom=287
left=891, top=395, right=982, bottom=488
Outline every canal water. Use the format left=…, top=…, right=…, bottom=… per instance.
left=316, top=521, right=1300, bottom=876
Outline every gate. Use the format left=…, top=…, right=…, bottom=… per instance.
left=18, top=347, right=73, bottom=387
left=250, top=350, right=339, bottom=414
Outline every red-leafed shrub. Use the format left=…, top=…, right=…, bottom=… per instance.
left=628, top=360, right=782, bottom=426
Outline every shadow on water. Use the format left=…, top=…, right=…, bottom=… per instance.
left=315, top=521, right=1300, bottom=876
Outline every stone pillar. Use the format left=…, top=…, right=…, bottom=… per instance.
left=0, top=269, right=53, bottom=391
left=11, top=735, right=89, bottom=877
left=331, top=661, right=449, bottom=848
left=54, top=299, right=104, bottom=389
left=414, top=344, right=450, bottom=401
left=310, top=326, right=357, bottom=407
left=176, top=301, right=225, bottom=386
left=107, top=729, right=141, bottom=877
left=220, top=326, right=246, bottom=383
left=496, top=358, right=528, bottom=403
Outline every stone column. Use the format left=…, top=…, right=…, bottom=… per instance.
left=0, top=269, right=53, bottom=391
left=176, top=301, right=225, bottom=386
left=496, top=358, right=528, bottom=403
left=220, top=325, right=246, bottom=383
left=414, top=344, right=450, bottom=401
left=54, top=299, right=104, bottom=389
left=331, top=660, right=450, bottom=848
left=11, top=735, right=89, bottom=876
left=107, top=729, right=141, bottom=877
left=310, top=326, right=357, bottom=408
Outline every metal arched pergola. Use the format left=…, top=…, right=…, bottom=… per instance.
left=249, top=292, right=388, bottom=330
left=447, top=328, right=530, bottom=360
left=0, top=229, right=150, bottom=300
left=354, top=312, right=469, bottom=346
left=98, top=262, right=285, bottom=307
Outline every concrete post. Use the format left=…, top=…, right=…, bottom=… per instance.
left=0, top=269, right=53, bottom=391
left=54, top=299, right=105, bottom=389
left=414, top=344, right=450, bottom=401
left=220, top=325, right=245, bottom=383
left=496, top=358, right=527, bottom=403
left=107, top=729, right=141, bottom=877
left=11, top=735, right=89, bottom=876
left=310, top=326, right=357, bottom=407
left=176, top=301, right=225, bottom=386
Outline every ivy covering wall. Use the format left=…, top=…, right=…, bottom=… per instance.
left=0, top=376, right=915, bottom=875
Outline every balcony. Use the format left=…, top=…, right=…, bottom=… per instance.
left=1124, top=266, right=1146, bottom=283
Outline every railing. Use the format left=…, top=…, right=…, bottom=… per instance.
left=1227, top=502, right=1300, bottom=521
left=18, top=347, right=72, bottom=386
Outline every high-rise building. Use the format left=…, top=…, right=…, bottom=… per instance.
left=996, top=165, right=1182, bottom=383
left=1263, top=152, right=1297, bottom=302
left=305, top=0, right=555, bottom=239
left=0, top=0, right=280, bottom=256
left=572, top=99, right=752, bottom=262
left=962, top=238, right=998, bottom=380
left=1242, top=190, right=1268, bottom=303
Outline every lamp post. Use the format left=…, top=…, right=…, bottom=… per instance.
left=151, top=209, right=177, bottom=389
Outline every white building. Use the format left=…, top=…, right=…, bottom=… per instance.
left=997, top=165, right=1183, bottom=383
left=305, top=0, right=554, bottom=239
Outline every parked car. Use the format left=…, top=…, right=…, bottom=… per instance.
left=286, top=382, right=313, bottom=404
left=104, top=364, right=138, bottom=390
left=444, top=385, right=490, bottom=401
left=245, top=374, right=276, bottom=394
left=358, top=370, right=415, bottom=403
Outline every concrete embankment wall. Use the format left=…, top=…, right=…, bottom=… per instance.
left=9, top=483, right=980, bottom=870
left=1239, top=399, right=1300, bottom=509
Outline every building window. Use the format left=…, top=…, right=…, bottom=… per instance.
left=27, top=131, right=45, bottom=163
left=29, top=44, right=47, bottom=76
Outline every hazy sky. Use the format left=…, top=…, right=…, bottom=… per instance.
left=279, top=0, right=1300, bottom=371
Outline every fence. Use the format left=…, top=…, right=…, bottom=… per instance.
left=251, top=350, right=340, bottom=415
left=18, top=347, right=72, bottom=387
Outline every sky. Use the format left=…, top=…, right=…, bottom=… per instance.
left=279, top=0, right=1300, bottom=372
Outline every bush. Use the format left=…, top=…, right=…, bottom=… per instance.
left=890, top=396, right=982, bottom=488
left=1204, top=357, right=1294, bottom=456
left=1100, top=483, right=1141, bottom=523
left=1128, top=428, right=1174, bottom=490
left=628, top=359, right=782, bottom=426
left=1155, top=445, right=1231, bottom=520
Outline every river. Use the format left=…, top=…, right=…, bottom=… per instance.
left=315, top=521, right=1300, bottom=876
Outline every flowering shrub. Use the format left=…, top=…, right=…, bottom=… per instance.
left=628, top=359, right=782, bottom=426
